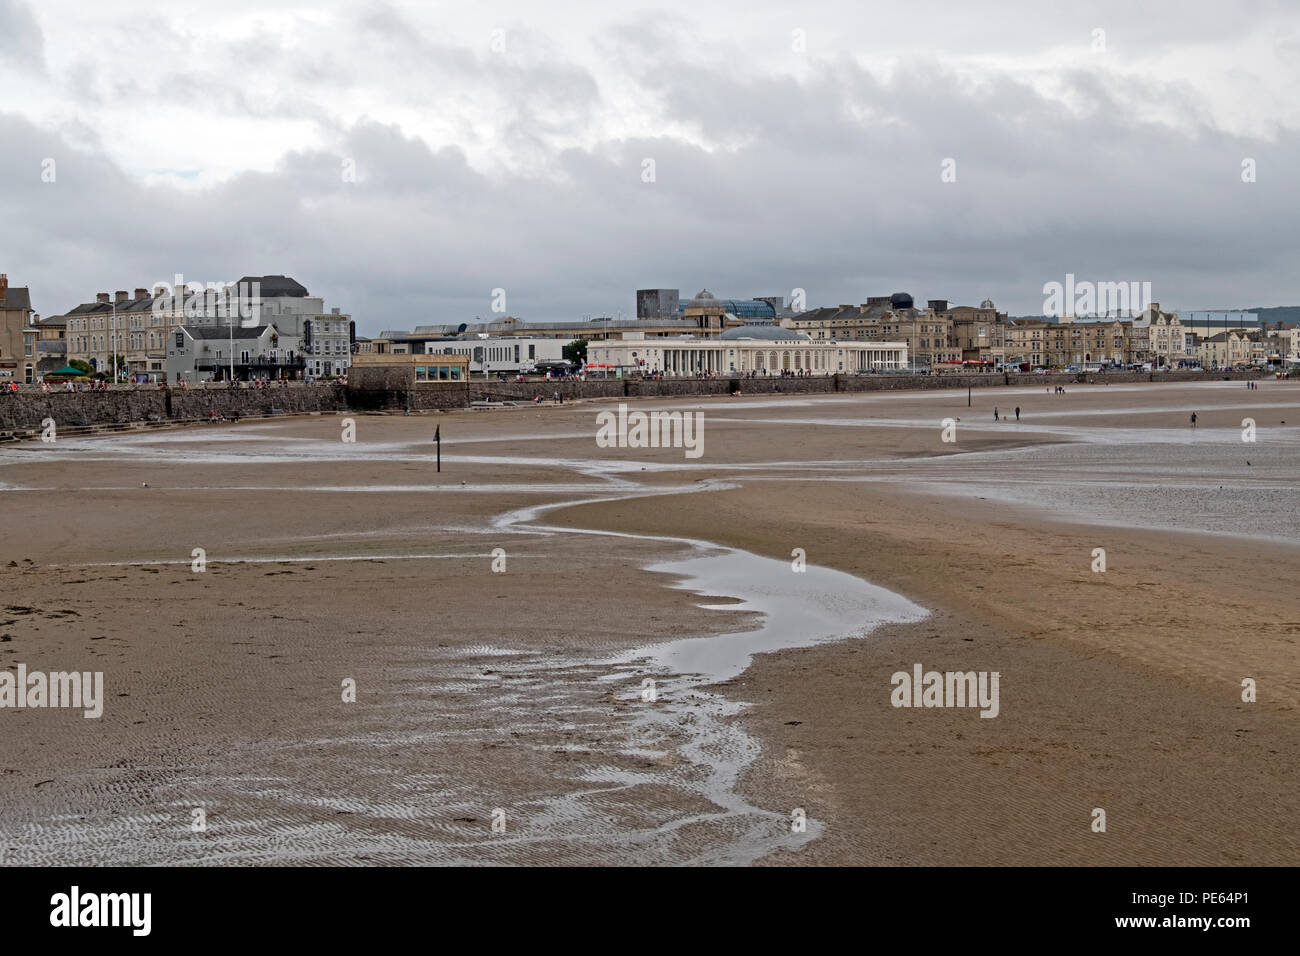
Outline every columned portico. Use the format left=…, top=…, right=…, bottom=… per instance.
left=588, top=323, right=908, bottom=376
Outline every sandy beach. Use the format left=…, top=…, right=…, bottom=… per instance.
left=1, top=380, right=1296, bottom=865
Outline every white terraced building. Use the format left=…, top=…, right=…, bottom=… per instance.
left=587, top=323, right=908, bottom=376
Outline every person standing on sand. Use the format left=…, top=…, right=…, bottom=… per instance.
left=1190, top=412, right=1198, bottom=429
left=994, top=407, right=999, bottom=421
left=1015, top=406, right=1020, bottom=421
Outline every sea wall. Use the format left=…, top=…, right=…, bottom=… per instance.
left=464, top=367, right=1272, bottom=403
left=0, top=384, right=347, bottom=434
left=0, top=368, right=1277, bottom=437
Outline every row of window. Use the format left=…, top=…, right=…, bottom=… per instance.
left=415, top=366, right=463, bottom=381
left=432, top=345, right=536, bottom=362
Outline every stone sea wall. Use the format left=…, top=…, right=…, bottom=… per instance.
left=0, top=368, right=1275, bottom=438
left=0, top=384, right=347, bottom=435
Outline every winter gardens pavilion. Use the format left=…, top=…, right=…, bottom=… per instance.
left=587, top=321, right=909, bottom=376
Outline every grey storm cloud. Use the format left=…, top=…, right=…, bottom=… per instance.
left=1, top=0, right=1297, bottom=332
left=0, top=0, right=44, bottom=70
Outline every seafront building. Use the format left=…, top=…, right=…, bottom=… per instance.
left=358, top=332, right=566, bottom=374
left=225, top=276, right=354, bottom=380
left=1194, top=331, right=1267, bottom=368
left=1144, top=308, right=1194, bottom=366
left=587, top=321, right=908, bottom=376
left=0, top=274, right=35, bottom=382
left=787, top=294, right=1005, bottom=368
left=57, top=275, right=354, bottom=382
left=22, top=269, right=1296, bottom=381
left=61, top=288, right=170, bottom=379
left=350, top=351, right=471, bottom=388
left=393, top=315, right=708, bottom=342
left=1010, top=316, right=1147, bottom=367
left=30, top=313, right=67, bottom=379
left=165, top=325, right=304, bottom=384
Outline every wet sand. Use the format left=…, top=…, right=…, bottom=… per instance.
left=1, top=381, right=1297, bottom=864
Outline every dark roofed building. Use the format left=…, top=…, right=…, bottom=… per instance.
left=0, top=279, right=32, bottom=313
left=237, top=275, right=309, bottom=298
left=187, top=324, right=278, bottom=340
left=1, top=273, right=36, bottom=380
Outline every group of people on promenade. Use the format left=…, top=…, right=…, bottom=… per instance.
left=3, top=377, right=343, bottom=392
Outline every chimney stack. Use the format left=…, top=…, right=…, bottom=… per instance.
left=115, top=290, right=129, bottom=304
left=96, top=292, right=110, bottom=304
left=134, top=288, right=149, bottom=301
left=0, top=273, right=8, bottom=294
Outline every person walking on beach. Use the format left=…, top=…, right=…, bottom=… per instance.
left=1015, top=406, right=1020, bottom=421
left=1190, top=412, right=1198, bottom=429
left=994, top=407, right=999, bottom=421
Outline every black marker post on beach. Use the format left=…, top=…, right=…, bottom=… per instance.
left=435, top=424, right=441, bottom=472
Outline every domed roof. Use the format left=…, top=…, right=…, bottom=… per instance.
left=719, top=321, right=810, bottom=342
left=686, top=289, right=720, bottom=309
left=980, top=298, right=995, bottom=309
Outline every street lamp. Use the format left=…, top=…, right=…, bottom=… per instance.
left=102, top=297, right=117, bottom=383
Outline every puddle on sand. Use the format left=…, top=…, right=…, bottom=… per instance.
left=620, top=548, right=927, bottom=684
left=574, top=545, right=927, bottom=864
left=484, top=489, right=927, bottom=863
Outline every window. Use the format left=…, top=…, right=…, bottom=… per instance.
left=416, top=366, right=428, bottom=381
left=175, top=331, right=184, bottom=349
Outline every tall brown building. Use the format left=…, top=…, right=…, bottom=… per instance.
left=0, top=273, right=36, bottom=383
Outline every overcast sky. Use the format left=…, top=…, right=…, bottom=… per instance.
left=2, top=0, right=1298, bottom=333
